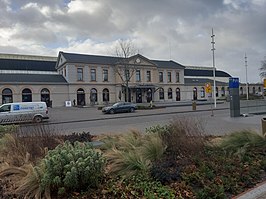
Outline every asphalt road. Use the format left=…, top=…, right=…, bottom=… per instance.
left=18, top=101, right=265, bottom=136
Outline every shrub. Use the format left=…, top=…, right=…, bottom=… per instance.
left=61, top=131, right=93, bottom=144
left=41, top=141, right=105, bottom=196
left=102, top=130, right=166, bottom=177
left=150, top=157, right=181, bottom=184
left=102, top=174, right=176, bottom=199
left=219, top=130, right=266, bottom=151
left=0, top=163, right=50, bottom=199
left=155, top=117, right=206, bottom=159
left=0, top=125, right=63, bottom=166
left=0, top=124, right=18, bottom=138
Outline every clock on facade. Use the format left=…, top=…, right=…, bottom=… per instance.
left=136, top=58, right=141, bottom=63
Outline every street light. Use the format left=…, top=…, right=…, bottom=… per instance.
left=211, top=28, right=217, bottom=108
left=245, top=53, right=249, bottom=100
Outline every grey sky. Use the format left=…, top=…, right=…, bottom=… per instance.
left=0, top=0, right=265, bottom=83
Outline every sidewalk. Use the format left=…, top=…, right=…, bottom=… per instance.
left=234, top=181, right=266, bottom=199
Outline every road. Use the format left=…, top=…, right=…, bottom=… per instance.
left=19, top=101, right=265, bottom=136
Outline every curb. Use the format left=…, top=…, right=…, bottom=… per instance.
left=233, top=181, right=266, bottom=199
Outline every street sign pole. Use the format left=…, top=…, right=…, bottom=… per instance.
left=205, top=82, right=214, bottom=116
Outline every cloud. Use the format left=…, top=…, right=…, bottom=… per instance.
left=0, top=0, right=265, bottom=83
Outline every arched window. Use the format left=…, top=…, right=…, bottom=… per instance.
left=41, top=88, right=50, bottom=106
left=90, top=88, right=98, bottom=103
left=168, top=88, right=172, bottom=99
left=258, top=87, right=261, bottom=92
left=216, top=87, right=219, bottom=97
left=103, top=88, right=110, bottom=102
left=159, top=88, right=164, bottom=100
left=193, top=87, right=197, bottom=100
left=200, top=87, right=205, bottom=98
left=22, top=88, right=32, bottom=102
left=253, top=87, right=256, bottom=94
left=77, top=88, right=86, bottom=106
left=221, top=87, right=225, bottom=96
left=176, top=88, right=181, bottom=101
left=240, top=87, right=243, bottom=95
left=2, top=88, right=13, bottom=104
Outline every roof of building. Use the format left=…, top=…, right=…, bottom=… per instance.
left=0, top=59, right=57, bottom=71
left=184, top=78, right=228, bottom=86
left=59, top=52, right=185, bottom=69
left=0, top=74, right=67, bottom=83
left=151, top=60, right=185, bottom=69
left=184, top=68, right=231, bottom=77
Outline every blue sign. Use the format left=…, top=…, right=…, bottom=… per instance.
left=229, top=77, right=239, bottom=88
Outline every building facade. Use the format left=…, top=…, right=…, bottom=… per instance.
left=0, top=52, right=262, bottom=107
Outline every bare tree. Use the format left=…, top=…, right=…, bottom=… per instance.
left=114, top=40, right=137, bottom=102
left=259, top=56, right=266, bottom=78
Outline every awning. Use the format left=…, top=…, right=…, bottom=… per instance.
left=129, top=84, right=157, bottom=89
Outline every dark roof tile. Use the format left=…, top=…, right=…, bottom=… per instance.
left=0, top=59, right=56, bottom=71
left=184, top=69, right=231, bottom=77
left=0, top=74, right=67, bottom=83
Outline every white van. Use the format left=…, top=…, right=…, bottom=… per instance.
left=0, top=102, right=49, bottom=124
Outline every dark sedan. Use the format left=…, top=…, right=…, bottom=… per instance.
left=102, top=102, right=137, bottom=114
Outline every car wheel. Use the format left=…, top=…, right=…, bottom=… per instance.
left=109, top=109, right=115, bottom=114
left=34, top=116, right=43, bottom=123
left=130, top=107, right=135, bottom=113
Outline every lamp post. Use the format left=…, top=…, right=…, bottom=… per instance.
left=245, top=53, right=249, bottom=100
left=211, top=28, right=217, bottom=108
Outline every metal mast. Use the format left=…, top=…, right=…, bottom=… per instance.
left=211, top=28, right=217, bottom=108
left=245, top=53, right=249, bottom=100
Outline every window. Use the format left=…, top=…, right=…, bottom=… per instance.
left=2, top=88, right=13, bottom=104
left=147, top=71, right=151, bottom=82
left=103, top=69, right=108, bottom=81
left=103, top=88, right=110, bottom=102
left=0, top=105, right=11, bottom=112
left=91, top=69, right=96, bottom=81
left=201, top=87, right=205, bottom=98
left=136, top=70, right=141, bottom=82
left=240, top=87, right=243, bottom=95
left=77, top=68, right=83, bottom=81
left=221, top=87, right=225, bottom=96
left=125, top=69, right=130, bottom=81
left=77, top=88, right=86, bottom=106
left=64, top=68, right=66, bottom=77
left=159, top=72, right=163, bottom=82
left=41, top=88, right=50, bottom=106
left=159, top=88, right=164, bottom=100
left=90, top=88, right=97, bottom=103
left=176, top=72, right=180, bottom=83
left=22, top=88, right=32, bottom=102
left=168, top=72, right=171, bottom=82
left=168, top=88, right=172, bottom=99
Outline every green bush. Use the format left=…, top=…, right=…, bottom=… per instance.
left=41, top=141, right=106, bottom=195
left=0, top=125, right=18, bottom=138
left=104, top=174, right=176, bottom=199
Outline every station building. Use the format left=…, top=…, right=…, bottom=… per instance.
left=0, top=52, right=262, bottom=107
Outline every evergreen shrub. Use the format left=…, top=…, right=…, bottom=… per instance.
left=41, top=141, right=106, bottom=195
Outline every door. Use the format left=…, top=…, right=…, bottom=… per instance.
left=136, top=89, right=142, bottom=103
left=147, top=89, right=152, bottom=103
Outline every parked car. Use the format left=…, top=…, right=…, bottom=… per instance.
left=0, top=102, right=49, bottom=124
left=102, top=102, right=137, bottom=114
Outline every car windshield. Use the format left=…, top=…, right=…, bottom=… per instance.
left=113, top=102, right=122, bottom=107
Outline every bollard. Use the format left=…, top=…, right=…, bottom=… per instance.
left=192, top=101, right=196, bottom=111
left=261, top=118, right=266, bottom=136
